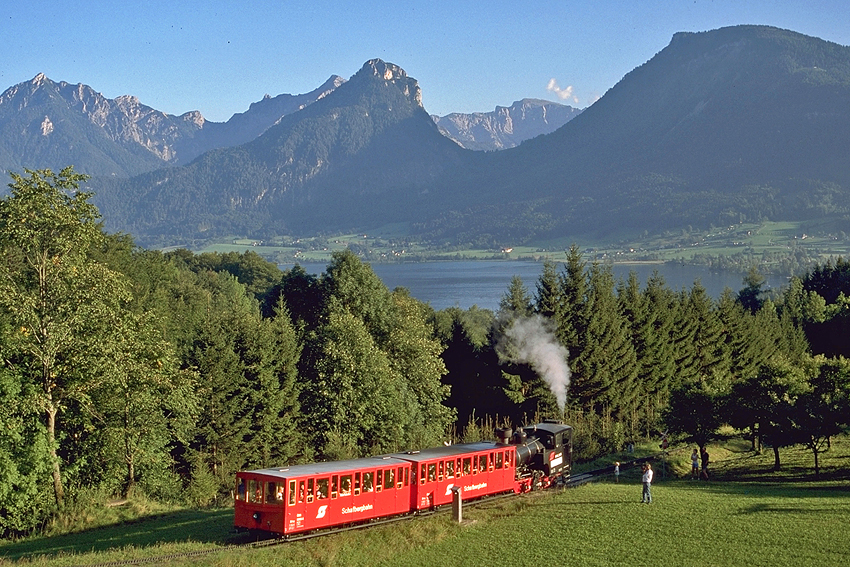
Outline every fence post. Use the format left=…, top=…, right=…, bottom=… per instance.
left=451, top=486, right=462, bottom=523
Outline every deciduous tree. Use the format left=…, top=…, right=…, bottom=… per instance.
left=0, top=167, right=131, bottom=506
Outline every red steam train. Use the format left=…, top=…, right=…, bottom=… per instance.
left=234, top=421, right=572, bottom=536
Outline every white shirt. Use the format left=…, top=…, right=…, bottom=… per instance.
left=642, top=468, right=653, bottom=483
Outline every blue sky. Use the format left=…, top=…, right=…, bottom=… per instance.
left=3, top=1, right=848, bottom=122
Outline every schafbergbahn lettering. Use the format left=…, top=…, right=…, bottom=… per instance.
left=342, top=504, right=374, bottom=514
left=234, top=421, right=572, bottom=536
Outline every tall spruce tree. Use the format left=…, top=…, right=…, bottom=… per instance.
left=687, top=282, right=731, bottom=386
left=640, top=271, right=679, bottom=414
left=574, top=264, right=638, bottom=418
left=618, top=271, right=671, bottom=436
left=557, top=245, right=589, bottom=354
left=718, top=289, right=764, bottom=382
left=535, top=260, right=564, bottom=320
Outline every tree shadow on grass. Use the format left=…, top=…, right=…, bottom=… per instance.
left=0, top=507, right=269, bottom=562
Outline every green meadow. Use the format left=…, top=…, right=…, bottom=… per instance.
left=195, top=220, right=850, bottom=271
left=2, top=436, right=848, bottom=567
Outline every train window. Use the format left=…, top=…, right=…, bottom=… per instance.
left=446, top=460, right=455, bottom=479
left=316, top=478, right=329, bottom=500
left=457, top=458, right=462, bottom=477
left=340, top=475, right=352, bottom=497
left=495, top=452, right=503, bottom=469
left=420, top=464, right=426, bottom=484
left=236, top=478, right=246, bottom=501
left=489, top=452, right=495, bottom=471
left=307, top=479, right=314, bottom=503
left=354, top=473, right=361, bottom=496
left=397, top=467, right=404, bottom=489
left=299, top=480, right=305, bottom=503
left=479, top=455, right=487, bottom=473
left=405, top=466, right=410, bottom=486
left=471, top=457, right=478, bottom=475
left=288, top=480, right=296, bottom=505
left=331, top=475, right=338, bottom=499
left=438, top=461, right=444, bottom=481
left=375, top=471, right=382, bottom=492
left=266, top=482, right=281, bottom=504
left=364, top=472, right=374, bottom=493
left=384, top=468, right=394, bottom=490
left=427, top=463, right=436, bottom=482
left=462, top=458, right=471, bottom=476
left=249, top=479, right=261, bottom=504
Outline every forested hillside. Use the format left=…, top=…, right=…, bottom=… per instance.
left=2, top=169, right=849, bottom=537
left=422, top=25, right=850, bottom=242
left=4, top=26, right=849, bottom=247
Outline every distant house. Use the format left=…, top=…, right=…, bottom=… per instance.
left=501, top=247, right=513, bottom=253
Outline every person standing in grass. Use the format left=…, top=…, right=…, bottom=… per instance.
left=691, top=449, right=700, bottom=479
left=614, top=461, right=620, bottom=483
left=641, top=463, right=653, bottom=503
left=701, top=447, right=710, bottom=480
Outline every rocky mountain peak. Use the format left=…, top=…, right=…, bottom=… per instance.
left=353, top=59, right=422, bottom=108
left=362, top=58, right=407, bottom=81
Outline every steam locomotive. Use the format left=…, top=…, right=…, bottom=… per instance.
left=234, top=420, right=572, bottom=536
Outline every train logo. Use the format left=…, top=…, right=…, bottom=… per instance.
left=444, top=484, right=455, bottom=496
left=316, top=505, right=328, bottom=519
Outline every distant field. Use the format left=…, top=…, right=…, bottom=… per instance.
left=195, top=221, right=850, bottom=270
left=3, top=436, right=848, bottom=566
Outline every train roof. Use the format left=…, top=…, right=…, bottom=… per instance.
left=243, top=455, right=411, bottom=479
left=523, top=421, right=572, bottom=436
left=239, top=442, right=504, bottom=478
left=385, top=442, right=500, bottom=463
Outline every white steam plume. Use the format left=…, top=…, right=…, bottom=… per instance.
left=497, top=314, right=571, bottom=411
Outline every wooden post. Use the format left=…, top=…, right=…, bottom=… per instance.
left=451, top=486, right=462, bottom=523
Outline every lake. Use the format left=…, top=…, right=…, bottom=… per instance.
left=286, top=260, right=785, bottom=312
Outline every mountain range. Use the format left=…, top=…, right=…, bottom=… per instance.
left=0, top=71, right=572, bottom=178
left=2, top=25, right=849, bottom=247
left=432, top=99, right=582, bottom=151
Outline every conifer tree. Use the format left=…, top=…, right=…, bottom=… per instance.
left=441, top=314, right=502, bottom=427
left=574, top=264, right=638, bottom=417
left=670, top=288, right=699, bottom=388
left=500, top=275, right=533, bottom=317
left=618, top=271, right=673, bottom=436
left=557, top=245, right=589, bottom=354
left=535, top=260, right=564, bottom=320
left=687, top=282, right=731, bottom=386
left=718, top=289, right=764, bottom=382
left=640, top=271, right=679, bottom=408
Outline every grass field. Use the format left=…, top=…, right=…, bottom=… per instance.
left=2, top=437, right=848, bottom=567
left=193, top=220, right=850, bottom=271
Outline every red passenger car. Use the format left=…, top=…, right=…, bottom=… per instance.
left=389, top=442, right=517, bottom=510
left=235, top=456, right=414, bottom=535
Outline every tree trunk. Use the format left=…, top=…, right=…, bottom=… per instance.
left=125, top=459, right=135, bottom=498
left=813, top=448, right=820, bottom=479
left=47, top=405, right=65, bottom=506
left=772, top=445, right=781, bottom=471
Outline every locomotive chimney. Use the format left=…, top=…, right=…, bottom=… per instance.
left=494, top=428, right=512, bottom=445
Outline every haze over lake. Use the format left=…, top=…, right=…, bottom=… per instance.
left=289, top=260, right=784, bottom=312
